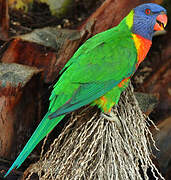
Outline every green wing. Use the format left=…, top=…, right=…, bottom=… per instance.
left=49, top=28, right=137, bottom=118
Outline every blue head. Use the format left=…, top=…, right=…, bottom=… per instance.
left=132, top=3, right=167, bottom=40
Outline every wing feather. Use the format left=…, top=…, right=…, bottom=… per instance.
left=49, top=80, right=120, bottom=118
left=49, top=29, right=137, bottom=118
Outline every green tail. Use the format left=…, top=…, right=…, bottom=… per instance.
left=4, top=113, right=64, bottom=178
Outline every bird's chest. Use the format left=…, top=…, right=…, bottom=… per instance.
left=132, top=34, right=152, bottom=67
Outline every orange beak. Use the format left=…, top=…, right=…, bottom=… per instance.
left=154, top=13, right=168, bottom=31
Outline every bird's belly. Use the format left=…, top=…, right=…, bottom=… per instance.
left=92, top=78, right=130, bottom=112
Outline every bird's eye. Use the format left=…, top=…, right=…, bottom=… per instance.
left=145, top=9, right=151, bottom=15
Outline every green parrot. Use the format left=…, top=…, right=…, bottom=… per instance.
left=4, top=3, right=167, bottom=177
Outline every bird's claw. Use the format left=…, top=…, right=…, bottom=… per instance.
left=101, top=111, right=118, bottom=122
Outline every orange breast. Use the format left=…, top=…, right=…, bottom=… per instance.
left=132, top=34, right=152, bottom=67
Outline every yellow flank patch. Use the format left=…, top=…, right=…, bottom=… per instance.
left=126, top=10, right=134, bottom=29
left=92, top=95, right=115, bottom=113
left=100, top=96, right=107, bottom=105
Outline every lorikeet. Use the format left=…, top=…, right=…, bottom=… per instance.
left=4, top=3, right=167, bottom=177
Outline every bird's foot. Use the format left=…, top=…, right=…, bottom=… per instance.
left=101, top=111, right=118, bottom=122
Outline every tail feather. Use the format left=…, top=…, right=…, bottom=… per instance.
left=4, top=113, right=64, bottom=178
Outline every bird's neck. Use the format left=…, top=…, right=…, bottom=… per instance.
left=120, top=11, right=152, bottom=65
left=132, top=34, right=152, bottom=67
